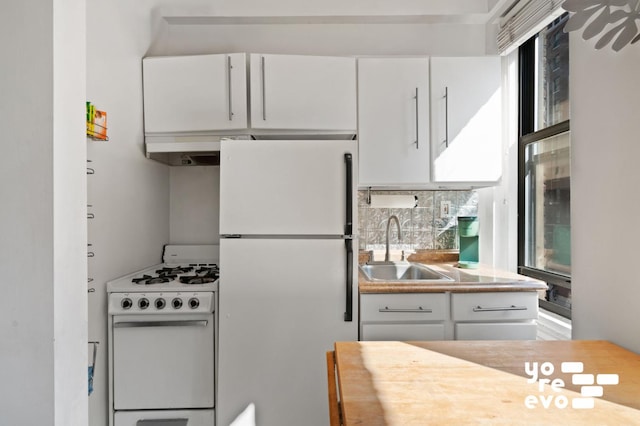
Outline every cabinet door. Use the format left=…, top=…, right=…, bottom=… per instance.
left=143, top=53, right=247, bottom=133
left=455, top=322, right=537, bottom=340
left=362, top=323, right=445, bottom=341
left=358, top=58, right=430, bottom=186
left=249, top=54, right=357, bottom=131
left=430, top=57, right=502, bottom=184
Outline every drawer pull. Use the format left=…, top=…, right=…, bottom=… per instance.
left=473, top=305, right=527, bottom=312
left=379, top=306, right=433, bottom=313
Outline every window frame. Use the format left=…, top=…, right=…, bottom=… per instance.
left=517, top=20, right=572, bottom=318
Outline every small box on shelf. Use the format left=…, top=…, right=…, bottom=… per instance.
left=86, top=101, right=108, bottom=141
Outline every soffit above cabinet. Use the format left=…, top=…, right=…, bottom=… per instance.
left=157, top=0, right=506, bottom=25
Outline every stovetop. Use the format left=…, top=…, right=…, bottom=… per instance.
left=132, top=265, right=219, bottom=285
left=106, top=244, right=220, bottom=293
left=107, top=263, right=219, bottom=293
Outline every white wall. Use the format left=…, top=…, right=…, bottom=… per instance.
left=85, top=0, right=178, bottom=423
left=170, top=167, right=220, bottom=244
left=0, top=0, right=87, bottom=425
left=570, top=36, right=640, bottom=353
left=54, top=0, right=89, bottom=424
left=478, top=51, right=519, bottom=271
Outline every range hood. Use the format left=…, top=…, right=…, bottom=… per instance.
left=145, top=132, right=356, bottom=166
left=145, top=134, right=248, bottom=166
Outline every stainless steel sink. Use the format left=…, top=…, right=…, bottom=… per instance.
left=359, top=262, right=453, bottom=282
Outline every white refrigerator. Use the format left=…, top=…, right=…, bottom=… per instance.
left=218, top=139, right=358, bottom=426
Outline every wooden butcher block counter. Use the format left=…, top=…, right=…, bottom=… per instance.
left=333, top=340, right=640, bottom=425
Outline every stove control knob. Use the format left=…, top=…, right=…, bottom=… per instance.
left=188, top=297, right=200, bottom=309
left=121, top=298, right=133, bottom=310
left=155, top=298, right=166, bottom=310
left=172, top=298, right=183, bottom=309
left=138, top=298, right=149, bottom=310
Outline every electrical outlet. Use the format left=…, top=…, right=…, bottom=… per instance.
left=440, top=200, right=451, bottom=218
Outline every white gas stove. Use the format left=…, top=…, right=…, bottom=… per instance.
left=107, top=245, right=218, bottom=426
left=107, top=244, right=219, bottom=294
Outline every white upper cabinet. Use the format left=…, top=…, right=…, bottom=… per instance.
left=430, top=56, right=502, bottom=184
left=249, top=54, right=357, bottom=132
left=357, top=57, right=430, bottom=187
left=143, top=53, right=248, bottom=133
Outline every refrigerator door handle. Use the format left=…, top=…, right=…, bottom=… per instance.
left=344, top=238, right=353, bottom=322
left=344, top=153, right=354, bottom=322
left=344, top=153, right=353, bottom=236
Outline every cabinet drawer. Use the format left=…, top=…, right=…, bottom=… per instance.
left=451, top=292, right=538, bottom=321
left=362, top=323, right=445, bottom=341
left=455, top=322, right=537, bottom=340
left=361, top=293, right=447, bottom=322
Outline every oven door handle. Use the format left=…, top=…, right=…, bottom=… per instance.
left=114, top=320, right=209, bottom=328
left=137, top=419, right=188, bottom=426
left=136, top=417, right=189, bottom=426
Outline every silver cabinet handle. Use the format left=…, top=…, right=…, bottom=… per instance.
left=443, top=86, right=449, bottom=148
left=227, top=55, right=233, bottom=121
left=114, top=320, right=209, bottom=328
left=414, top=87, right=419, bottom=149
left=472, top=305, right=527, bottom=312
left=379, top=306, right=433, bottom=313
left=136, top=419, right=188, bottom=426
left=261, top=56, right=266, bottom=121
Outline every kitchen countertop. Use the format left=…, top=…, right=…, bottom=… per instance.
left=359, top=261, right=548, bottom=294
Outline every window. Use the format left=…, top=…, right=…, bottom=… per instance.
left=519, top=13, right=571, bottom=319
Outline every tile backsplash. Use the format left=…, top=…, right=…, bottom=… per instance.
left=358, top=190, right=478, bottom=251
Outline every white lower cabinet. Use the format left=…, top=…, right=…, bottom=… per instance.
left=360, top=293, right=447, bottom=341
left=360, top=291, right=538, bottom=341
left=451, top=292, right=538, bottom=340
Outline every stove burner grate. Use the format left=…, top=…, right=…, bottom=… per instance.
left=156, top=266, right=194, bottom=275
left=132, top=274, right=177, bottom=285
left=179, top=276, right=217, bottom=284
left=130, top=264, right=218, bottom=286
left=179, top=265, right=219, bottom=284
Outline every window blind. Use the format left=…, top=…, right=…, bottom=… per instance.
left=497, top=0, right=566, bottom=54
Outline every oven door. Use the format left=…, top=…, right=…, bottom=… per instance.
left=112, top=313, right=215, bottom=410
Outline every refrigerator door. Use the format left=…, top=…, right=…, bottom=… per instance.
left=220, top=139, right=357, bottom=236
left=218, top=238, right=358, bottom=426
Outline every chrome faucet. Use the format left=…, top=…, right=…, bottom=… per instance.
left=385, top=215, right=402, bottom=262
